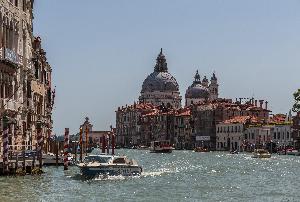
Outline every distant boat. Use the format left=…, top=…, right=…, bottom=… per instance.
left=77, top=154, right=142, bottom=176
left=252, top=149, right=271, bottom=158
left=230, top=150, right=239, bottom=154
left=137, top=145, right=148, bottom=150
left=149, top=140, right=173, bottom=153
left=286, top=149, right=300, bottom=156
left=194, top=147, right=209, bottom=152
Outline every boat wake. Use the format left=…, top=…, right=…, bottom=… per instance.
left=141, top=171, right=165, bottom=177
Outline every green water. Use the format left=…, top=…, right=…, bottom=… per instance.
left=0, top=149, right=300, bottom=202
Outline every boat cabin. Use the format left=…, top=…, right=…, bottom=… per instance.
left=151, top=140, right=171, bottom=148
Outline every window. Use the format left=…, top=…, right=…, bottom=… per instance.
left=287, top=132, right=290, bottom=139
left=273, top=132, right=276, bottom=139
left=113, top=158, right=126, bottom=164
left=252, top=133, right=254, bottom=139
left=23, top=0, right=26, bottom=11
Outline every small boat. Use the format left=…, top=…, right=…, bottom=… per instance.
left=277, top=150, right=286, bottom=155
left=194, top=147, right=209, bottom=152
left=137, top=145, right=148, bottom=150
left=252, top=149, right=271, bottom=158
left=230, top=150, right=239, bottom=154
left=286, top=149, right=300, bottom=156
left=77, top=154, right=142, bottom=176
left=149, top=140, right=173, bottom=153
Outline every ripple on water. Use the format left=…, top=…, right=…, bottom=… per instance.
left=1, top=150, right=300, bottom=201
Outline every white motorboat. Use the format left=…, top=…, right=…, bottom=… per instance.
left=252, top=149, right=271, bottom=158
left=149, top=140, right=173, bottom=153
left=77, top=154, right=142, bottom=176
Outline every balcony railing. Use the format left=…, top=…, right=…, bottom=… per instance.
left=0, top=99, right=20, bottom=112
left=0, top=47, right=23, bottom=67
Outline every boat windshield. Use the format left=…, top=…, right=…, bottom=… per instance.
left=84, top=156, right=111, bottom=163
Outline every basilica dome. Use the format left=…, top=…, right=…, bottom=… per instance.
left=185, top=71, right=209, bottom=99
left=141, top=49, right=179, bottom=93
left=141, top=71, right=179, bottom=92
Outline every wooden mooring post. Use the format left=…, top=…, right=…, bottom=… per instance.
left=2, top=116, right=9, bottom=174
left=79, top=127, right=83, bottom=162
left=64, top=128, right=69, bottom=170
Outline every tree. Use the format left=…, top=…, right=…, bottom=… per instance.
left=292, top=89, right=300, bottom=112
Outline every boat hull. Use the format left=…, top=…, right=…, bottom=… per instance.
left=252, top=154, right=271, bottom=158
left=79, top=165, right=142, bottom=176
left=149, top=148, right=172, bottom=153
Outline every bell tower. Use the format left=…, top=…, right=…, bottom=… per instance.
left=209, top=72, right=218, bottom=100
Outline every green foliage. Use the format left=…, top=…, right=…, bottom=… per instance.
left=15, top=168, right=26, bottom=176
left=293, top=89, right=300, bottom=112
left=31, top=167, right=44, bottom=175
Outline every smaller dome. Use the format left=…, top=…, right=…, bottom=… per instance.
left=185, top=83, right=209, bottom=99
left=185, top=71, right=209, bottom=99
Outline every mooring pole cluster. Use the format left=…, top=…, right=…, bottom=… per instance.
left=79, top=127, right=83, bottom=162
left=100, top=128, right=115, bottom=155
left=64, top=128, right=69, bottom=170
left=85, top=127, right=89, bottom=156
left=2, top=116, right=9, bottom=174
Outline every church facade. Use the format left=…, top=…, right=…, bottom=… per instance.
left=138, top=49, right=218, bottom=109
left=139, top=49, right=182, bottom=109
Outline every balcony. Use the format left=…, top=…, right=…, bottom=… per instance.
left=0, top=99, right=20, bottom=112
left=0, top=47, right=23, bottom=67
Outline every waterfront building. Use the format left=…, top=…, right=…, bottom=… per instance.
left=185, top=71, right=218, bottom=106
left=216, top=116, right=258, bottom=151
left=79, top=117, right=111, bottom=147
left=115, top=102, right=193, bottom=148
left=140, top=106, right=192, bottom=148
left=191, top=98, right=270, bottom=150
left=139, top=49, right=182, bottom=109
left=174, top=107, right=193, bottom=149
left=115, top=102, right=156, bottom=147
left=0, top=0, right=54, bottom=154
left=216, top=113, right=293, bottom=152
left=292, top=112, right=300, bottom=149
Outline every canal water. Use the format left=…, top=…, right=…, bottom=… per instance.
left=1, top=149, right=300, bottom=202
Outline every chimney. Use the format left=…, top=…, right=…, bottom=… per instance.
left=255, top=100, right=257, bottom=106
left=259, top=100, right=264, bottom=108
left=265, top=101, right=268, bottom=110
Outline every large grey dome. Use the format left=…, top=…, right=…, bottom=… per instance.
left=141, top=49, right=179, bottom=93
left=141, top=71, right=179, bottom=92
left=185, top=70, right=209, bottom=99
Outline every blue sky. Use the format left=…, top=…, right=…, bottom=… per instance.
left=33, top=0, right=300, bottom=135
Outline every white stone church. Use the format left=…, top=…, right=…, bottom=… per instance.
left=139, top=49, right=219, bottom=108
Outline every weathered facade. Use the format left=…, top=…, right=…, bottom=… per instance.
left=216, top=113, right=293, bottom=152
left=115, top=102, right=193, bottom=148
left=292, top=112, right=300, bottom=149
left=0, top=0, right=54, bottom=154
left=191, top=98, right=271, bottom=150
